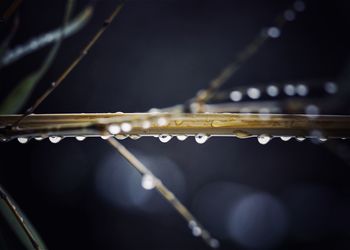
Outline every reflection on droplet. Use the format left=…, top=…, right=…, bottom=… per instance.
left=284, top=9, right=296, bottom=21
left=76, top=136, right=86, bottom=141
left=284, top=84, right=295, bottom=96
left=18, top=137, right=29, bottom=144
left=176, top=135, right=188, bottom=141
left=49, top=136, right=62, bottom=143
left=108, top=124, right=121, bottom=135
left=296, top=137, right=305, bottom=142
left=324, top=81, right=338, bottom=94
left=101, top=135, right=111, bottom=140
left=34, top=137, right=44, bottom=141
left=296, top=84, right=308, bottom=96
left=195, top=134, right=208, bottom=144
left=121, top=122, right=132, bottom=133
left=159, top=134, right=172, bottom=143
left=281, top=136, right=292, bottom=141
left=157, top=117, right=169, bottom=127
left=247, top=88, right=261, bottom=99
left=266, top=85, right=279, bottom=97
left=267, top=27, right=280, bottom=38
left=142, top=120, right=151, bottom=129
left=258, top=134, right=271, bottom=145
left=230, top=91, right=242, bottom=102
left=141, top=174, right=156, bottom=190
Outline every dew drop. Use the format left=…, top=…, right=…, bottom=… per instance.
left=209, top=239, right=220, bottom=249
left=305, top=104, right=320, bottom=116
left=130, top=135, right=141, bottom=140
left=230, top=90, right=243, bottom=102
left=76, top=136, right=86, bottom=141
left=159, top=134, right=172, bottom=143
left=280, top=136, right=292, bottom=141
left=192, top=226, right=202, bottom=237
left=115, top=134, right=128, bottom=140
left=296, top=137, right=305, bottom=142
left=258, top=134, right=271, bottom=145
left=267, top=26, right=281, bottom=38
left=141, top=174, right=156, bottom=190
left=49, top=136, right=62, bottom=143
left=296, top=84, right=308, bottom=96
left=108, top=124, right=121, bottom=135
left=34, top=137, right=44, bottom=141
left=121, top=122, right=132, bottom=133
left=319, top=138, right=327, bottom=142
left=176, top=135, right=188, bottom=141
left=266, top=85, right=279, bottom=97
left=195, top=134, right=208, bottom=144
left=324, top=81, right=338, bottom=94
left=284, top=84, right=295, bottom=96
left=247, top=87, right=261, bottom=99
left=18, top=137, right=29, bottom=144
left=101, top=135, right=111, bottom=140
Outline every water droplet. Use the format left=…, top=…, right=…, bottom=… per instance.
left=235, top=131, right=251, bottom=139
left=230, top=90, right=242, bottom=102
left=209, top=239, right=220, bottom=249
left=296, top=137, right=305, bottom=142
left=267, top=26, right=280, bottom=38
left=115, top=135, right=128, bottom=140
left=258, top=134, right=271, bottom=145
left=159, top=134, right=172, bottom=143
left=101, top=135, right=111, bottom=140
left=148, top=108, right=160, bottom=114
left=157, top=117, right=168, bottom=127
left=280, top=136, right=291, bottom=141
left=324, top=81, right=338, bottom=94
left=18, top=137, right=29, bottom=144
left=176, top=135, right=188, bottom=141
left=121, top=122, right=132, bottom=133
left=266, top=85, right=279, bottom=97
left=319, top=138, right=327, bottom=142
left=76, top=136, right=86, bottom=141
left=108, top=124, right=121, bottom=135
left=296, top=84, right=308, bottom=96
left=192, top=226, right=202, bottom=237
left=247, top=87, right=261, bottom=99
left=294, top=0, right=306, bottom=12
left=49, top=136, right=62, bottom=143
left=130, top=135, right=141, bottom=140
left=284, top=84, right=295, bottom=96
left=141, top=174, right=156, bottom=190
left=195, top=134, right=208, bottom=144
left=284, top=9, right=296, bottom=21
left=305, top=104, right=320, bottom=116
left=141, top=120, right=151, bottom=129
left=34, top=137, right=44, bottom=141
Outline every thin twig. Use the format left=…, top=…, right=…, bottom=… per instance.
left=106, top=137, right=220, bottom=248
left=12, top=2, right=125, bottom=128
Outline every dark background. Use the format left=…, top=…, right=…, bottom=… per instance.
left=1, top=0, right=350, bottom=249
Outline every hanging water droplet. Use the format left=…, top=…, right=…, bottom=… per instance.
left=76, top=136, right=86, bottom=141
left=142, top=120, right=151, bottom=129
left=280, top=136, right=292, bottom=141
left=192, top=226, right=202, bottom=237
left=296, top=84, right=308, bottom=96
left=34, top=137, right=44, bottom=141
left=284, top=84, right=295, bottom=96
left=141, top=174, right=156, bottom=190
left=258, top=134, right=271, bottom=145
left=247, top=87, right=261, bottom=99
left=49, top=136, right=62, bottom=143
left=230, top=90, right=242, bottom=102
left=108, top=124, right=121, bottom=135
left=101, top=135, right=111, bottom=140
left=319, top=138, right=327, bottom=142
left=159, top=134, right=172, bottom=143
left=115, top=134, right=128, bottom=140
left=18, top=137, right=29, bottom=144
left=121, top=122, right=132, bottom=133
left=305, top=104, right=320, bottom=116
left=157, top=117, right=168, bottom=127
left=130, top=135, right=141, bottom=140
left=176, top=135, right=188, bottom=141
left=266, top=85, right=279, bottom=97
left=296, top=137, right=305, bottom=142
left=267, top=26, right=281, bottom=38
left=195, top=134, right=208, bottom=144
left=324, top=81, right=338, bottom=94
left=209, top=239, right=220, bottom=249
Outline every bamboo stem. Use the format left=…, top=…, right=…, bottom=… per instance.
left=1, top=113, right=349, bottom=140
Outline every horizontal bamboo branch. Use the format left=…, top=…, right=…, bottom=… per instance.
left=0, top=113, right=349, bottom=141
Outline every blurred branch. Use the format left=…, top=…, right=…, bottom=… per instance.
left=107, top=137, right=220, bottom=248
left=0, top=0, right=76, bottom=115
left=0, top=14, right=19, bottom=61
left=1, top=5, right=93, bottom=67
